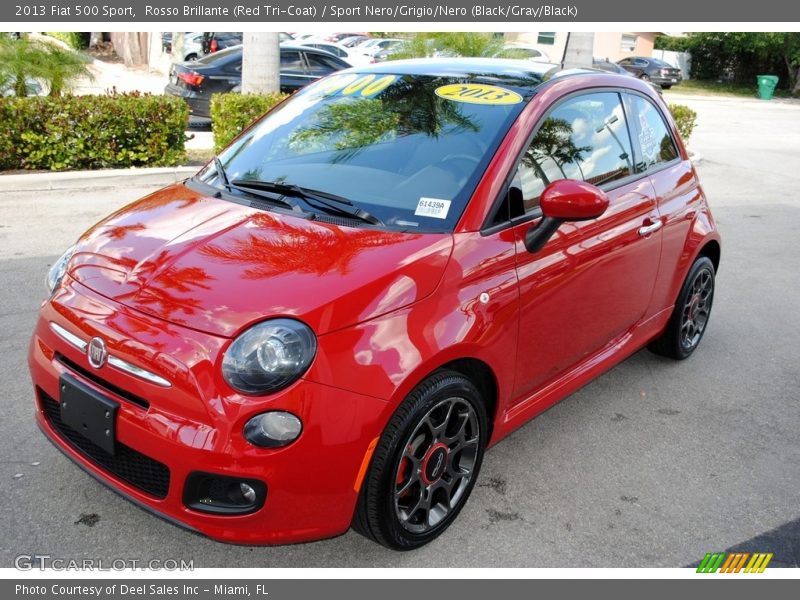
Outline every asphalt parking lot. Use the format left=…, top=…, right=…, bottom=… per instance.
left=1, top=94, right=798, bottom=568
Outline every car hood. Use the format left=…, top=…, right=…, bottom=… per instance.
left=67, top=184, right=453, bottom=338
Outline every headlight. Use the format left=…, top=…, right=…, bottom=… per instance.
left=222, top=319, right=317, bottom=395
left=46, top=245, right=76, bottom=295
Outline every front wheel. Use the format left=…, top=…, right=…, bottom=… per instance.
left=639, top=73, right=652, bottom=82
left=649, top=256, right=716, bottom=360
left=353, top=371, right=487, bottom=550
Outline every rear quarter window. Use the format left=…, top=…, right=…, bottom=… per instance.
left=627, top=95, right=679, bottom=172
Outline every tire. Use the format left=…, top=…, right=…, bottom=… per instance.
left=353, top=370, right=488, bottom=550
left=185, top=53, right=198, bottom=61
left=649, top=256, right=715, bottom=360
left=661, top=84, right=672, bottom=90
left=640, top=73, right=651, bottom=82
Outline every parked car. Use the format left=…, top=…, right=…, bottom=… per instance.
left=338, top=35, right=370, bottom=48
left=33, top=59, right=719, bottom=550
left=359, top=38, right=405, bottom=58
left=162, top=32, right=242, bottom=61
left=495, top=43, right=550, bottom=62
left=164, top=44, right=350, bottom=119
left=291, top=39, right=375, bottom=66
left=325, top=32, right=369, bottom=43
left=592, top=58, right=662, bottom=94
left=617, top=56, right=682, bottom=89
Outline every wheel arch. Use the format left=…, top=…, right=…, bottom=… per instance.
left=698, top=239, right=721, bottom=273
left=436, top=357, right=499, bottom=443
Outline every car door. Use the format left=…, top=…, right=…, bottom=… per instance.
left=507, top=91, right=663, bottom=403
left=624, top=92, right=697, bottom=315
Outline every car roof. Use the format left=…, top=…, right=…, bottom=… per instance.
left=342, top=58, right=566, bottom=90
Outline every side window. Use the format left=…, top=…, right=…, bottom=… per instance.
left=280, top=51, right=305, bottom=73
left=513, top=92, right=634, bottom=214
left=305, top=53, right=342, bottom=75
left=628, top=96, right=679, bottom=171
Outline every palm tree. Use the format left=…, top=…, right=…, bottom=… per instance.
left=242, top=32, right=280, bottom=93
left=388, top=32, right=505, bottom=60
left=0, top=35, right=91, bottom=96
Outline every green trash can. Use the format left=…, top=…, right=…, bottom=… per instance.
left=756, top=75, right=779, bottom=100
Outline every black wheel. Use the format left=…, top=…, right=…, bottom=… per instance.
left=353, top=370, right=487, bottom=550
left=661, top=84, right=673, bottom=90
left=649, top=256, right=715, bottom=360
left=639, top=73, right=651, bottom=82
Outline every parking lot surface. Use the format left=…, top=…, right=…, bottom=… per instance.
left=1, top=95, right=798, bottom=568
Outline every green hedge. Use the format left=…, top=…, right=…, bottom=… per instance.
left=211, top=92, right=288, bottom=152
left=0, top=92, right=188, bottom=171
left=668, top=104, right=697, bottom=143
left=45, top=32, right=90, bottom=50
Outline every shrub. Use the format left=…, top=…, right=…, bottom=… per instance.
left=211, top=92, right=288, bottom=152
left=45, top=32, right=90, bottom=50
left=668, top=104, right=697, bottom=143
left=0, top=92, right=188, bottom=171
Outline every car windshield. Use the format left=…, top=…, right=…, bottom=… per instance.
left=196, top=72, right=534, bottom=231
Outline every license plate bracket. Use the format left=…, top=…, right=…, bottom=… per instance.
left=59, top=374, right=119, bottom=455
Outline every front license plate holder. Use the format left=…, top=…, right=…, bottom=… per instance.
left=59, top=373, right=119, bottom=455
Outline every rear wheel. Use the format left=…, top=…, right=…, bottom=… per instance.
left=649, top=256, right=715, bottom=360
left=353, top=370, right=487, bottom=550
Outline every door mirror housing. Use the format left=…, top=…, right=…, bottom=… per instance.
left=524, top=180, right=610, bottom=253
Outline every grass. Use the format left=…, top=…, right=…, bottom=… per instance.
left=664, top=79, right=791, bottom=99
left=186, top=148, right=214, bottom=166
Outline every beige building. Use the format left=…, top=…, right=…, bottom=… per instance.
left=506, top=32, right=659, bottom=63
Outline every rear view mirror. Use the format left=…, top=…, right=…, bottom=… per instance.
left=525, top=180, right=610, bottom=253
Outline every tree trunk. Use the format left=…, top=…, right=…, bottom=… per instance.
left=109, top=32, right=148, bottom=66
left=793, top=66, right=800, bottom=96
left=171, top=32, right=185, bottom=65
left=242, top=32, right=280, bottom=94
left=562, top=32, right=594, bottom=69
left=89, top=32, right=103, bottom=48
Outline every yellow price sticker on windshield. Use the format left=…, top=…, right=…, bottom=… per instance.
left=435, top=83, right=523, bottom=105
left=316, top=74, right=398, bottom=98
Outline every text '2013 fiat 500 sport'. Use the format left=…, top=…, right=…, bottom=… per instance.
left=29, top=59, right=720, bottom=550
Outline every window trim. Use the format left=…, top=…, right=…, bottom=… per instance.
left=481, top=86, right=642, bottom=235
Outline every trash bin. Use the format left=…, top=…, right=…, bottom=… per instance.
left=756, top=75, right=779, bottom=100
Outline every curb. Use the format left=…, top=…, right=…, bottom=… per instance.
left=1, top=166, right=199, bottom=192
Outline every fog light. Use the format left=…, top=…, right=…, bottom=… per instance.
left=183, top=472, right=266, bottom=515
left=239, top=483, right=256, bottom=503
left=244, top=411, right=302, bottom=448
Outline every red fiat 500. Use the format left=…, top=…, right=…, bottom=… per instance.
left=29, top=59, right=720, bottom=550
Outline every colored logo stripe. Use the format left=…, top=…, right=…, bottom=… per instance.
left=744, top=553, right=773, bottom=573
left=697, top=552, right=773, bottom=573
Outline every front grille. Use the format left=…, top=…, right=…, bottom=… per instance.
left=39, top=389, right=170, bottom=499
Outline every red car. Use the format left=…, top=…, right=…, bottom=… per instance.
left=29, top=59, right=720, bottom=550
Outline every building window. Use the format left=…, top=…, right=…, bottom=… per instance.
left=537, top=32, right=556, bottom=45
left=620, top=34, right=638, bottom=53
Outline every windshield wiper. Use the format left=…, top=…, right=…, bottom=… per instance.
left=231, top=179, right=384, bottom=226
left=208, top=164, right=302, bottom=212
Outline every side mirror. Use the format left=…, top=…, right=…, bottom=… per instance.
left=524, top=180, right=610, bottom=253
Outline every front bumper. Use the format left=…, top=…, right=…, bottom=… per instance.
left=29, top=278, right=391, bottom=545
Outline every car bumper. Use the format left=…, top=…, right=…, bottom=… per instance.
left=652, top=75, right=682, bottom=86
left=29, top=278, right=392, bottom=545
left=164, top=83, right=211, bottom=118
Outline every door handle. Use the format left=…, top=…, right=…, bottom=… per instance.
left=638, top=219, right=663, bottom=237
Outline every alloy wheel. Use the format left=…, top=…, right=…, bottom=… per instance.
left=393, top=397, right=480, bottom=534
